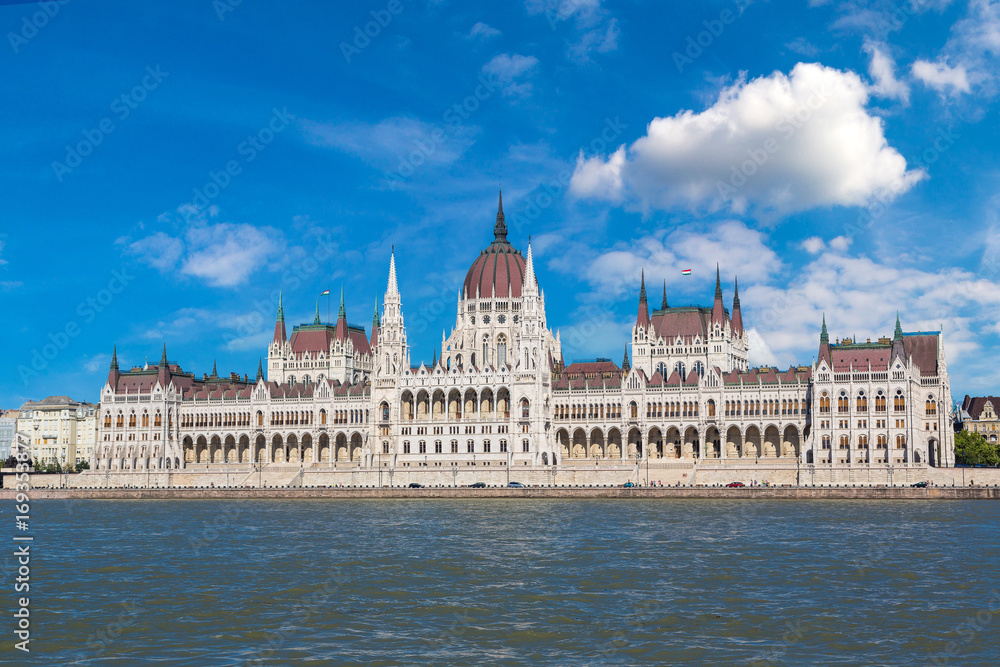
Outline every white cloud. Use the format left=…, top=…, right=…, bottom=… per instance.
left=82, top=354, right=109, bottom=374
left=0, top=239, right=6, bottom=265
left=468, top=22, right=501, bottom=40
left=568, top=17, right=619, bottom=61
left=864, top=41, right=910, bottom=102
left=786, top=37, right=820, bottom=57
left=829, top=235, right=852, bottom=251
left=570, top=145, right=625, bottom=201
left=801, top=236, right=825, bottom=254
left=911, top=59, right=971, bottom=95
left=125, top=207, right=285, bottom=288
left=570, top=62, right=925, bottom=218
left=482, top=53, right=540, bottom=97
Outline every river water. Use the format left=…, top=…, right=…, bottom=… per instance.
left=3, top=499, right=999, bottom=665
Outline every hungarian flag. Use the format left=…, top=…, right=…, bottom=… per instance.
left=681, top=269, right=692, bottom=276
left=320, top=289, right=330, bottom=295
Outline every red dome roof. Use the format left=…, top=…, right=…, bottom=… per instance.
left=464, top=242, right=527, bottom=299
left=462, top=190, right=531, bottom=299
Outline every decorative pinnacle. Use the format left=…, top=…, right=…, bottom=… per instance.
left=494, top=188, right=507, bottom=241
left=277, top=291, right=284, bottom=322
left=820, top=313, right=829, bottom=345
left=661, top=280, right=668, bottom=310
left=314, top=299, right=321, bottom=325
left=338, top=286, right=346, bottom=320
left=639, top=269, right=647, bottom=303
left=160, top=343, right=168, bottom=367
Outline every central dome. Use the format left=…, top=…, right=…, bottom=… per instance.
left=463, top=190, right=528, bottom=299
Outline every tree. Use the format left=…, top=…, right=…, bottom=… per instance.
left=75, top=460, right=90, bottom=472
left=955, top=430, right=1000, bottom=467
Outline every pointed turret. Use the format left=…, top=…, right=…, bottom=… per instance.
left=387, top=250, right=399, bottom=298
left=636, top=270, right=650, bottom=327
left=818, top=314, right=831, bottom=366
left=273, top=291, right=286, bottom=344
left=314, top=299, right=321, bottom=325
left=335, top=286, right=348, bottom=342
left=731, top=276, right=744, bottom=335
left=891, top=312, right=906, bottom=363
left=661, top=280, right=668, bottom=310
left=711, top=264, right=727, bottom=326
left=157, top=343, right=170, bottom=386
left=494, top=188, right=507, bottom=241
left=256, top=358, right=264, bottom=382
left=211, top=359, right=218, bottom=378
left=107, top=345, right=120, bottom=388
left=432, top=348, right=437, bottom=368
left=370, top=297, right=380, bottom=348
left=522, top=240, right=538, bottom=295
left=622, top=344, right=631, bottom=374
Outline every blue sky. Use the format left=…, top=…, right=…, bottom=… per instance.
left=2, top=0, right=999, bottom=408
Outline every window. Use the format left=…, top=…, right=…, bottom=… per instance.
left=674, top=362, right=687, bottom=379
left=819, top=394, right=830, bottom=413
left=403, top=441, right=411, bottom=454
left=875, top=394, right=886, bottom=412
left=467, top=440, right=474, bottom=453
left=926, top=398, right=937, bottom=416
left=522, top=439, right=529, bottom=452
left=451, top=440, right=459, bottom=453
left=483, top=440, right=491, bottom=453
left=497, top=334, right=507, bottom=367
left=500, top=440, right=508, bottom=453
left=707, top=400, right=716, bottom=417
left=894, top=391, right=905, bottom=412
left=857, top=392, right=867, bottom=412
left=822, top=435, right=831, bottom=449
left=521, top=398, right=530, bottom=419
left=434, top=440, right=442, bottom=454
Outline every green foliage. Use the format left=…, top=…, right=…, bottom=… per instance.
left=75, top=460, right=90, bottom=472
left=956, top=429, right=1000, bottom=467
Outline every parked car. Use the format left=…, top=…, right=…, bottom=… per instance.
left=408, top=482, right=424, bottom=488
left=470, top=482, right=487, bottom=488
left=726, top=482, right=745, bottom=488
left=508, top=481, right=525, bottom=488
left=911, top=481, right=928, bottom=488
left=621, top=482, right=635, bottom=488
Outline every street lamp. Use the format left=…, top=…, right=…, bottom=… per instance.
left=226, top=454, right=230, bottom=489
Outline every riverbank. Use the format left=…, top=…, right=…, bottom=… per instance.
left=3, top=486, right=999, bottom=500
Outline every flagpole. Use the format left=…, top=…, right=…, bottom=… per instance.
left=327, top=294, right=330, bottom=325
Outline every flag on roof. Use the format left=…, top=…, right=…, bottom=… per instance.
left=320, top=289, right=330, bottom=295
left=681, top=269, right=692, bottom=276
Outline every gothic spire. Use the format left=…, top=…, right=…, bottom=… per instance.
left=661, top=280, right=668, bottom=310
left=894, top=311, right=903, bottom=341
left=159, top=343, right=168, bottom=367
left=338, top=286, right=346, bottom=320
left=277, top=291, right=284, bottom=321
left=622, top=344, right=631, bottom=373
left=372, top=296, right=380, bottom=328
left=256, top=358, right=264, bottom=382
left=636, top=270, right=650, bottom=327
left=387, top=249, right=399, bottom=297
left=211, top=359, right=218, bottom=377
left=820, top=314, right=829, bottom=344
left=494, top=187, right=507, bottom=242
left=273, top=290, right=287, bottom=344
left=314, top=298, right=321, bottom=325
left=712, top=264, right=726, bottom=326
left=731, top=276, right=744, bottom=335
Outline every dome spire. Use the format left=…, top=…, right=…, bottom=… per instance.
left=494, top=187, right=507, bottom=241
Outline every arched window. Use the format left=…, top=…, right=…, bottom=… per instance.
left=857, top=392, right=867, bottom=412
left=875, top=393, right=886, bottom=412
left=894, top=391, right=905, bottom=412
left=381, top=402, right=390, bottom=421
left=694, top=361, right=705, bottom=378
left=708, top=399, right=716, bottom=417
left=926, top=397, right=937, bottom=416
left=104, top=412, right=112, bottom=428
left=320, top=409, right=327, bottom=425
left=674, top=362, right=687, bottom=379
left=630, top=401, right=638, bottom=419
left=497, top=334, right=507, bottom=368
left=482, top=335, right=490, bottom=367
left=520, top=399, right=530, bottom=419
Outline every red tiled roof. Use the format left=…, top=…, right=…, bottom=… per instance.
left=463, top=240, right=528, bottom=299
left=962, top=395, right=1000, bottom=420
left=903, top=334, right=939, bottom=376
left=650, top=308, right=712, bottom=342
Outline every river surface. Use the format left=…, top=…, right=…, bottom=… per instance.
left=2, top=499, right=998, bottom=665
